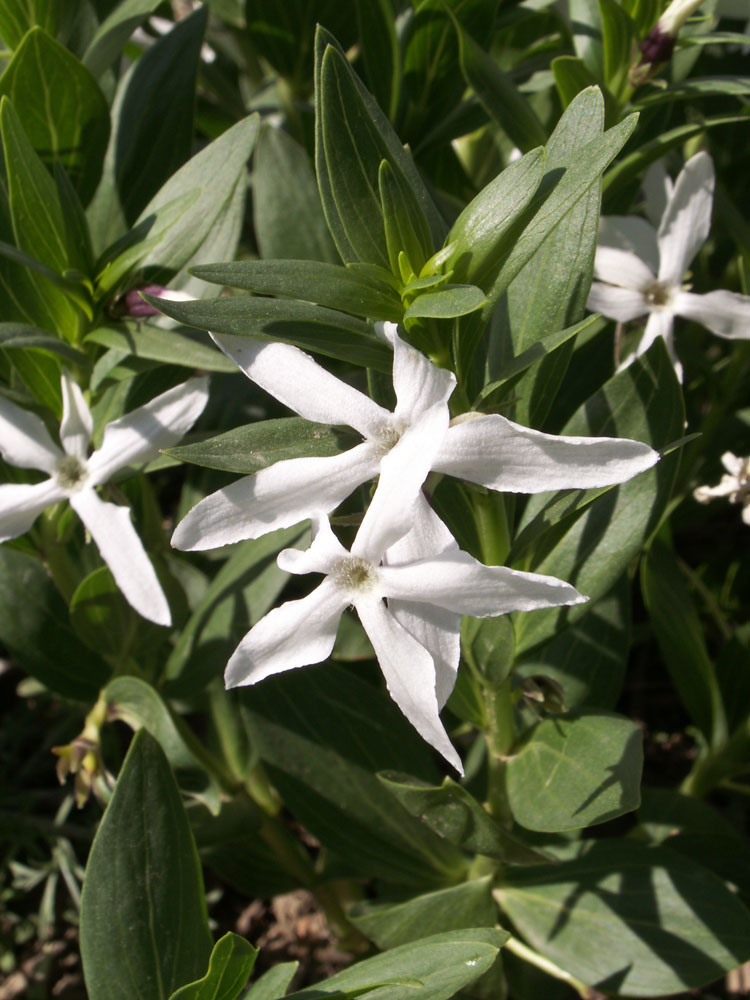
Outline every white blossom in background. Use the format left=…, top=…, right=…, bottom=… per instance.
left=224, top=422, right=586, bottom=773
left=694, top=452, right=750, bottom=524
left=0, top=374, right=209, bottom=625
left=172, top=322, right=659, bottom=551
left=587, top=152, right=750, bottom=381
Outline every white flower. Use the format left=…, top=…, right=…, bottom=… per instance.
left=0, top=374, right=209, bottom=625
left=225, top=426, right=587, bottom=773
left=172, top=323, right=659, bottom=551
left=588, top=152, right=750, bottom=382
left=694, top=452, right=750, bottom=524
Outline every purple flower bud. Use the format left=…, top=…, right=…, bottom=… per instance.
left=122, top=284, right=169, bottom=317
left=639, top=26, right=675, bottom=66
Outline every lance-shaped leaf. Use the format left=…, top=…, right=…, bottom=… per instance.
left=86, top=324, right=238, bottom=373
left=454, top=16, right=547, bottom=152
left=152, top=295, right=392, bottom=372
left=379, top=159, right=433, bottom=277
left=0, top=27, right=110, bottom=203
left=191, top=259, right=402, bottom=321
left=285, top=928, right=507, bottom=1000
left=314, top=28, right=445, bottom=265
left=253, top=125, right=339, bottom=263
left=0, top=0, right=60, bottom=49
left=80, top=730, right=212, bottom=1000
left=242, top=964, right=298, bottom=1000
left=83, top=0, right=165, bottom=79
left=166, top=418, right=358, bottom=474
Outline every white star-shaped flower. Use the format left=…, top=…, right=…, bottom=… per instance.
left=694, top=452, right=750, bottom=525
left=0, top=374, right=209, bottom=625
left=172, top=323, right=659, bottom=551
left=588, top=152, right=750, bottom=381
left=225, top=424, right=587, bottom=773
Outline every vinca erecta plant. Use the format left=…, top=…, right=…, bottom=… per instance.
left=2, top=4, right=750, bottom=1000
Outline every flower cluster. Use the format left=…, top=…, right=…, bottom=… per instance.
left=173, top=322, right=659, bottom=771
left=0, top=374, right=208, bottom=625
left=587, top=152, right=750, bottom=381
left=694, top=452, right=750, bottom=525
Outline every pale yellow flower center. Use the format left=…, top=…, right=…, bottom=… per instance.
left=333, top=556, right=379, bottom=596
left=56, top=455, right=88, bottom=492
left=641, top=280, right=674, bottom=309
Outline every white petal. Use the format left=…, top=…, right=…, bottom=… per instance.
left=391, top=326, right=455, bottom=422
left=352, top=405, right=450, bottom=562
left=88, top=377, right=209, bottom=485
left=356, top=597, right=463, bottom=773
left=172, top=442, right=379, bottom=551
left=434, top=413, right=658, bottom=492
left=224, top=579, right=347, bottom=688
left=642, top=160, right=673, bottom=229
left=594, top=247, right=655, bottom=290
left=70, top=488, right=172, bottom=626
left=598, top=215, right=660, bottom=274
left=0, top=479, right=65, bottom=542
left=385, top=495, right=461, bottom=708
left=587, top=282, right=647, bottom=323
left=619, top=310, right=677, bottom=376
left=379, top=551, right=586, bottom=617
left=742, top=504, right=750, bottom=526
left=694, top=478, right=736, bottom=503
left=674, top=289, right=750, bottom=340
left=60, top=373, right=93, bottom=459
left=211, top=333, right=389, bottom=439
left=657, top=151, right=714, bottom=286
left=277, top=515, right=349, bottom=576
left=721, top=452, right=744, bottom=477
left=0, top=395, right=63, bottom=474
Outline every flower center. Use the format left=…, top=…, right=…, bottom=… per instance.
left=372, top=419, right=407, bottom=459
left=56, top=455, right=88, bottom=492
left=641, top=280, right=673, bottom=309
left=333, top=556, right=379, bottom=596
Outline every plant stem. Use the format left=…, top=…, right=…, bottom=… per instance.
left=504, top=936, right=592, bottom=998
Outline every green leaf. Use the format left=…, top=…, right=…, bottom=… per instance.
left=378, top=773, right=552, bottom=864
left=354, top=0, right=400, bottom=120
left=350, top=879, right=497, bottom=949
left=253, top=125, right=339, bottom=264
left=513, top=339, right=684, bottom=654
left=4, top=346, right=62, bottom=414
left=285, top=928, right=507, bottom=1000
left=240, top=665, right=466, bottom=885
left=568, top=0, right=604, bottom=77
left=83, top=0, right=164, bottom=79
left=0, top=97, right=67, bottom=269
left=190, top=259, right=402, bottom=322
left=0, top=0, right=60, bottom=49
left=598, top=0, right=637, bottom=102
left=314, top=29, right=446, bottom=264
left=515, top=577, right=630, bottom=710
left=85, top=324, right=238, bottom=373
left=454, top=18, right=547, bottom=152
left=641, top=540, right=727, bottom=745
left=151, top=295, right=392, bottom=373
left=634, top=75, right=750, bottom=108
left=86, top=7, right=206, bottom=249
left=0, top=27, right=110, bottom=202
left=379, top=159, right=433, bottom=276
left=0, top=545, right=111, bottom=700
left=551, top=56, right=602, bottom=109
left=241, top=963, right=298, bottom=1000
left=69, top=565, right=161, bottom=660
left=444, top=147, right=546, bottom=290
left=166, top=418, right=358, bottom=474
left=80, top=730, right=212, bottom=1000
left=492, top=89, right=606, bottom=427
left=505, top=710, right=642, bottom=832
left=163, top=526, right=309, bottom=698
left=461, top=614, right=515, bottom=687
left=134, top=114, right=260, bottom=277
left=0, top=322, right=89, bottom=364
left=404, top=284, right=486, bottom=320
left=497, top=840, right=750, bottom=996
left=169, top=933, right=258, bottom=1000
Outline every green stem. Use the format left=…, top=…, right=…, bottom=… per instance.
left=472, top=490, right=510, bottom=566
left=680, top=724, right=750, bottom=797
left=484, top=681, right=515, bottom=823
left=503, top=936, right=591, bottom=998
